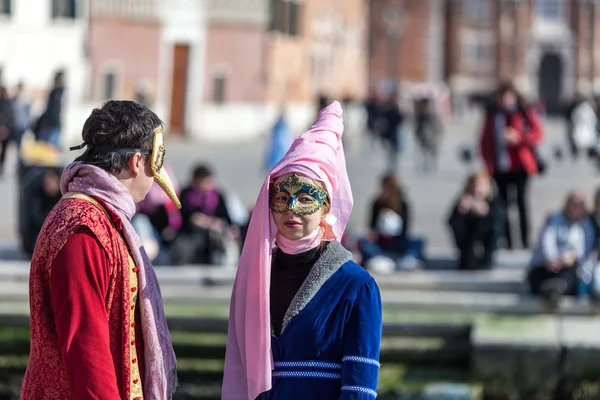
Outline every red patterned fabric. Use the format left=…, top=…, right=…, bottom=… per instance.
left=21, top=197, right=137, bottom=399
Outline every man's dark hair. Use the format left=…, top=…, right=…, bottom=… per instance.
left=192, top=164, right=213, bottom=181
left=75, top=100, right=162, bottom=174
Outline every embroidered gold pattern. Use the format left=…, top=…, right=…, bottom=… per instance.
left=62, top=192, right=143, bottom=399
left=128, top=253, right=144, bottom=400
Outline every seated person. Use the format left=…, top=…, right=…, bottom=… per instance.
left=448, top=171, right=500, bottom=270
left=173, top=164, right=233, bottom=265
left=528, top=191, right=595, bottom=300
left=589, top=187, right=600, bottom=243
left=29, top=167, right=63, bottom=249
left=359, top=173, right=425, bottom=272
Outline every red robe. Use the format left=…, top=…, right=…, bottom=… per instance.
left=21, top=194, right=145, bottom=399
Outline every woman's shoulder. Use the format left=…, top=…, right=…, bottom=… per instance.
left=337, top=259, right=377, bottom=291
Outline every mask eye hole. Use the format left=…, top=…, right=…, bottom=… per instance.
left=154, top=145, right=165, bottom=171
left=272, top=192, right=289, bottom=204
left=298, top=194, right=317, bottom=204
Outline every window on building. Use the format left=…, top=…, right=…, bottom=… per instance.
left=462, top=33, right=495, bottom=71
left=103, top=71, right=117, bottom=100
left=288, top=2, right=301, bottom=36
left=465, top=0, right=490, bottom=22
left=269, top=0, right=302, bottom=36
left=536, top=0, right=563, bottom=20
left=213, top=72, right=227, bottom=104
left=52, top=0, right=76, bottom=19
left=0, top=0, right=11, bottom=16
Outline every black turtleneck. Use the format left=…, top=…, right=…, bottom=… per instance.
left=270, top=242, right=329, bottom=336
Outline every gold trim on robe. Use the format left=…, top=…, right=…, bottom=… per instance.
left=127, top=253, right=143, bottom=400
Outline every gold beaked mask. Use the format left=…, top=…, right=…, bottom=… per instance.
left=149, top=129, right=181, bottom=209
left=70, top=128, right=181, bottom=209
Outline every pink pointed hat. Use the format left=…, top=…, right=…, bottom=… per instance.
left=222, top=101, right=353, bottom=399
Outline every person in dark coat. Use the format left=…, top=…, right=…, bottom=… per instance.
left=35, top=70, right=65, bottom=147
left=448, top=171, right=500, bottom=270
left=0, top=86, right=15, bottom=177
left=375, top=92, right=405, bottom=172
left=414, top=98, right=442, bottom=172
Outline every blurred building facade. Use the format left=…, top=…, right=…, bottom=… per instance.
left=0, top=0, right=88, bottom=125
left=89, top=0, right=206, bottom=137
left=202, top=0, right=367, bottom=140
left=370, top=0, right=600, bottom=114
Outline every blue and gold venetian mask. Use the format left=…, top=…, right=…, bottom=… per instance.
left=269, top=174, right=328, bottom=215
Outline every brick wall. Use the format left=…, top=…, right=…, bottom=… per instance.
left=90, top=17, right=161, bottom=101
left=204, top=24, right=268, bottom=102
left=368, top=0, right=433, bottom=87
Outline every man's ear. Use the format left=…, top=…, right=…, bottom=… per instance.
left=128, top=153, right=143, bottom=177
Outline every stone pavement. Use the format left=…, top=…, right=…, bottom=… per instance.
left=0, top=116, right=597, bottom=251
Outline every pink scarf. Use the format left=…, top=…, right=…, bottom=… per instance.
left=275, top=228, right=322, bottom=255
left=60, top=162, right=178, bottom=399
left=222, top=101, right=353, bottom=400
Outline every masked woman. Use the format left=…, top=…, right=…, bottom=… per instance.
left=223, top=101, right=383, bottom=400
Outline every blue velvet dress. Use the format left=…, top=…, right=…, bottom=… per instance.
left=259, top=241, right=383, bottom=399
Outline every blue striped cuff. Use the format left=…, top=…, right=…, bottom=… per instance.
left=342, top=385, right=378, bottom=398
left=342, top=356, right=381, bottom=368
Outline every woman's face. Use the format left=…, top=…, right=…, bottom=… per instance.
left=499, top=90, right=517, bottom=110
left=270, top=173, right=328, bottom=240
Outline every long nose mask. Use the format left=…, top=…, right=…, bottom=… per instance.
left=69, top=128, right=182, bottom=208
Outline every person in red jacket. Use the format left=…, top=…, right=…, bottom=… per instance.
left=479, top=82, right=544, bottom=249
left=21, top=101, right=180, bottom=399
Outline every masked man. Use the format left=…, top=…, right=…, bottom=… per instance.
left=21, top=101, right=180, bottom=399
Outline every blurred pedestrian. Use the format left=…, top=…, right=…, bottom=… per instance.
left=479, top=82, right=544, bottom=250
left=376, top=91, right=405, bottom=172
left=12, top=81, right=31, bottom=151
left=265, top=107, right=291, bottom=172
left=565, top=92, right=597, bottom=160
left=35, top=70, right=65, bottom=147
left=414, top=97, right=442, bottom=173
left=0, top=86, right=15, bottom=177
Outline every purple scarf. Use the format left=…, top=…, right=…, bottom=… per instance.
left=184, top=187, right=220, bottom=216
left=60, top=162, right=178, bottom=399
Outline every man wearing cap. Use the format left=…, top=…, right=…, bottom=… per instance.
left=21, top=101, right=180, bottom=399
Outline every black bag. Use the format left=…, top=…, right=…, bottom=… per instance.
left=534, top=149, right=548, bottom=175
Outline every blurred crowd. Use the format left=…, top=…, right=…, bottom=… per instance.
left=7, top=78, right=600, bottom=306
